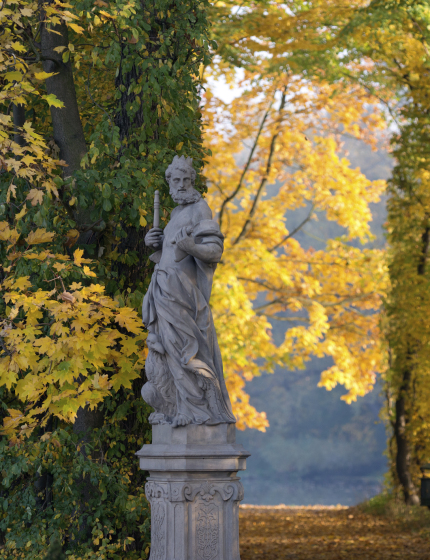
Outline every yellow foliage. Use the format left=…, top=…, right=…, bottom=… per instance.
left=0, top=230, right=147, bottom=439
left=204, top=73, right=388, bottom=428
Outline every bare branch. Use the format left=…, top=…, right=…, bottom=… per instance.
left=270, top=204, right=315, bottom=252
left=233, top=87, right=288, bottom=245
left=218, top=96, right=274, bottom=232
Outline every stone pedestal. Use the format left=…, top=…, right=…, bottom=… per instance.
left=136, top=423, right=250, bottom=560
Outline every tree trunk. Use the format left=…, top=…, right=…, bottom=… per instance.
left=393, top=226, right=429, bottom=505
left=394, top=369, right=420, bottom=505
left=12, top=104, right=26, bottom=147
left=41, top=19, right=87, bottom=176
left=41, top=9, right=104, bottom=543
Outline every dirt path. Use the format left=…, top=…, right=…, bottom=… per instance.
left=239, top=506, right=430, bottom=560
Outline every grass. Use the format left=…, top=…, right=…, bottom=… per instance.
left=357, top=492, right=430, bottom=532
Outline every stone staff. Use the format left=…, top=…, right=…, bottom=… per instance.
left=153, top=189, right=160, bottom=228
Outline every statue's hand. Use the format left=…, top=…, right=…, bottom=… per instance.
left=145, top=228, right=164, bottom=249
left=174, top=226, right=195, bottom=254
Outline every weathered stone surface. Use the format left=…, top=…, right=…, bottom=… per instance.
left=137, top=424, right=249, bottom=560
left=137, top=424, right=249, bottom=473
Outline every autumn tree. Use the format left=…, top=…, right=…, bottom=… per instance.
left=204, top=66, right=388, bottom=430
left=341, top=0, right=430, bottom=505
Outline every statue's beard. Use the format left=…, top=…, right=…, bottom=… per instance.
left=170, top=188, right=201, bottom=205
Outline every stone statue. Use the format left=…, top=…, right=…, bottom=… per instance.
left=141, top=155, right=236, bottom=428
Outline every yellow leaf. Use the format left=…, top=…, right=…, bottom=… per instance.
left=74, top=248, right=84, bottom=267
left=83, top=265, right=97, bottom=277
left=176, top=142, right=184, bottom=151
left=0, top=222, right=10, bottom=241
left=140, top=215, right=147, bottom=227
left=3, top=409, right=24, bottom=432
left=4, top=71, right=22, bottom=82
left=53, top=262, right=68, bottom=272
left=69, top=23, right=85, bottom=34
left=7, top=184, right=17, bottom=202
left=25, top=229, right=55, bottom=245
left=26, top=189, right=44, bottom=206
left=11, top=42, right=26, bottom=53
left=21, top=155, right=36, bottom=166
left=99, top=10, right=114, bottom=19
left=69, top=196, right=76, bottom=206
left=34, top=71, right=57, bottom=80
left=93, top=372, right=112, bottom=390
left=64, top=229, right=80, bottom=248
left=15, top=206, right=27, bottom=220
left=42, top=94, right=64, bottom=108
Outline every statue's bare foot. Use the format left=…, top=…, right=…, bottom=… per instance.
left=149, top=412, right=169, bottom=425
left=172, top=414, right=192, bottom=427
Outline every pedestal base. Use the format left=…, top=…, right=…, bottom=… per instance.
left=136, top=424, right=250, bottom=560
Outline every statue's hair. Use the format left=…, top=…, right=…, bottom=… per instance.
left=165, top=155, right=196, bottom=185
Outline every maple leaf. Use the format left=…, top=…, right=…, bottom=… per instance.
left=25, top=229, right=55, bottom=245
left=53, top=262, right=68, bottom=272
left=5, top=71, right=23, bottom=82
left=73, top=248, right=92, bottom=266
left=115, top=307, right=143, bottom=334
left=26, top=189, right=44, bottom=206
left=3, top=409, right=25, bottom=432
left=21, top=155, right=36, bottom=166
left=83, top=265, right=97, bottom=277
left=92, top=372, right=112, bottom=390
left=42, top=94, right=65, bottom=108
left=73, top=248, right=84, bottom=266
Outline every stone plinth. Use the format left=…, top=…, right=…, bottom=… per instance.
left=136, top=424, right=250, bottom=560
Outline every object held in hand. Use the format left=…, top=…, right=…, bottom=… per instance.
left=172, top=220, right=224, bottom=262
left=153, top=190, right=160, bottom=248
left=153, top=190, right=160, bottom=228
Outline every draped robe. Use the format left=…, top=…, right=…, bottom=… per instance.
left=142, top=198, right=235, bottom=425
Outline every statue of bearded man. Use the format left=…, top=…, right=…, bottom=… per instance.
left=141, top=156, right=236, bottom=428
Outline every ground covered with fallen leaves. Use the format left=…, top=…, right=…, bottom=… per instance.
left=239, top=505, right=430, bottom=560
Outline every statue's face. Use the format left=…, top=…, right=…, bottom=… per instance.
left=169, top=169, right=193, bottom=195
left=169, top=168, right=199, bottom=205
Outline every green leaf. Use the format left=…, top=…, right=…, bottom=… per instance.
left=103, top=199, right=112, bottom=212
